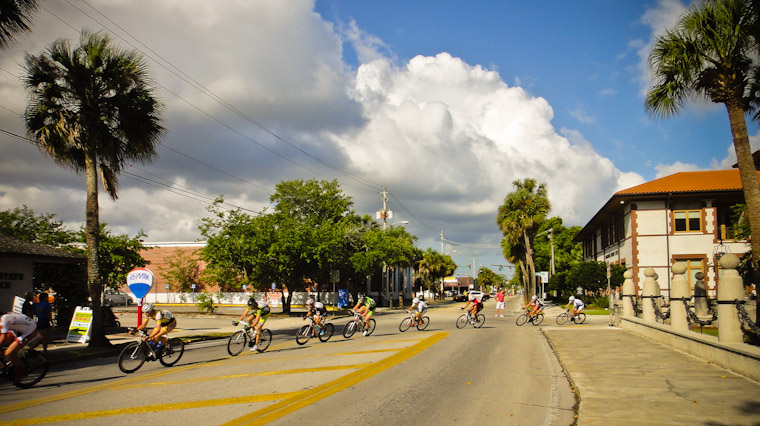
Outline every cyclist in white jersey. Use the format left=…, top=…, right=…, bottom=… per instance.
left=305, top=297, right=328, bottom=332
left=407, top=297, right=428, bottom=323
left=0, top=312, right=38, bottom=384
left=565, top=296, right=585, bottom=318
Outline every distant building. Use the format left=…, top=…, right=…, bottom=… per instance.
left=0, top=235, right=85, bottom=312
left=575, top=169, right=759, bottom=297
left=129, top=242, right=207, bottom=300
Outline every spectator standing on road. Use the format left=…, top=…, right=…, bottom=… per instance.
left=32, top=292, right=52, bottom=352
left=494, top=289, right=505, bottom=317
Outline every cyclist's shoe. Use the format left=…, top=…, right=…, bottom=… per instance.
left=248, top=340, right=255, bottom=347
left=250, top=345, right=258, bottom=352
left=362, top=330, right=368, bottom=336
left=12, top=366, right=26, bottom=385
left=232, top=320, right=239, bottom=326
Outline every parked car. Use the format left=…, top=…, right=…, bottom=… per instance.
left=452, top=293, right=468, bottom=302
left=103, top=288, right=133, bottom=306
left=468, top=290, right=487, bottom=301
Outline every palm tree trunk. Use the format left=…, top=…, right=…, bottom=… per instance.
left=725, top=101, right=760, bottom=320
left=523, top=230, right=536, bottom=299
left=85, top=154, right=109, bottom=347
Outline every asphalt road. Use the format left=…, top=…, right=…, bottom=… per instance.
left=0, top=298, right=575, bottom=426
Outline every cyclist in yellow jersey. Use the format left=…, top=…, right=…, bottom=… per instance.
left=133, top=303, right=176, bottom=355
left=233, top=297, right=271, bottom=351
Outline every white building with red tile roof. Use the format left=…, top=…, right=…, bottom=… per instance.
left=575, top=169, right=759, bottom=298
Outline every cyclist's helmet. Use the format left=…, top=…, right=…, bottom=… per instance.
left=531, top=295, right=537, bottom=300
left=413, top=297, right=420, bottom=304
left=247, top=297, right=258, bottom=308
left=306, top=298, right=314, bottom=306
left=357, top=292, right=365, bottom=301
left=569, top=296, right=575, bottom=302
left=142, top=303, right=154, bottom=314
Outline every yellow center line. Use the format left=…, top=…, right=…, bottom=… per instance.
left=223, top=331, right=449, bottom=425
left=110, top=364, right=372, bottom=389
left=332, top=348, right=402, bottom=355
left=0, top=392, right=305, bottom=426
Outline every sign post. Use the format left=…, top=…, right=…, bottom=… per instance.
left=127, top=268, right=154, bottom=327
left=66, top=306, right=93, bottom=343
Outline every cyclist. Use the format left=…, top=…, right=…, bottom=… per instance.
left=0, top=312, right=38, bottom=384
left=133, top=303, right=176, bottom=356
left=305, top=296, right=328, bottom=334
left=565, top=296, right=585, bottom=319
left=461, top=293, right=484, bottom=318
left=525, top=295, right=545, bottom=317
left=407, top=296, right=428, bottom=325
left=351, top=293, right=376, bottom=336
left=233, top=297, right=270, bottom=351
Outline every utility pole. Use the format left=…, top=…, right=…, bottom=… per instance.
left=377, top=186, right=392, bottom=307
left=379, top=186, right=390, bottom=231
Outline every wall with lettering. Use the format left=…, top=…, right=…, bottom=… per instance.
left=0, top=258, right=33, bottom=312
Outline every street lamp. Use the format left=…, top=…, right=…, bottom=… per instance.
left=390, top=220, right=409, bottom=227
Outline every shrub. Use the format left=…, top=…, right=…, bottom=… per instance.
left=196, top=292, right=216, bottom=313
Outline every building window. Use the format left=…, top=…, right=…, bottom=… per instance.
left=674, top=210, right=701, bottom=232
left=674, top=258, right=705, bottom=289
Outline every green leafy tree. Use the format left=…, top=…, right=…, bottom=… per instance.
left=415, top=248, right=456, bottom=294
left=0, top=0, right=38, bottom=49
left=533, top=218, right=582, bottom=274
left=23, top=31, right=164, bottom=346
left=0, top=205, right=74, bottom=246
left=477, top=267, right=503, bottom=293
left=160, top=249, right=202, bottom=293
left=497, top=179, right=551, bottom=300
left=565, top=261, right=607, bottom=297
left=86, top=226, right=148, bottom=291
left=646, top=0, right=760, bottom=307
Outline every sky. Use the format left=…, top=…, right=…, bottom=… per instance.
left=1, top=0, right=758, bottom=279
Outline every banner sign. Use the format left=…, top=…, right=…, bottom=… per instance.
left=12, top=296, right=24, bottom=314
left=338, top=289, right=348, bottom=308
left=267, top=292, right=282, bottom=307
left=67, top=306, right=93, bottom=343
left=127, top=268, right=154, bottom=302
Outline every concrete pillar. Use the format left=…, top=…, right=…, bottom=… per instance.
left=694, top=271, right=708, bottom=316
left=670, top=262, right=689, bottom=331
left=642, top=268, right=658, bottom=323
left=622, top=270, right=635, bottom=318
left=717, top=254, right=745, bottom=344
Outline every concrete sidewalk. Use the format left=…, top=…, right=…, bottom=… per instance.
left=543, top=325, right=760, bottom=425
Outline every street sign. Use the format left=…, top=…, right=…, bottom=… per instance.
left=271, top=282, right=276, bottom=290
left=67, top=306, right=93, bottom=343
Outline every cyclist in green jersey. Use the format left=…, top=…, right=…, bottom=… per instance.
left=233, top=297, right=271, bottom=351
left=133, top=303, right=176, bottom=355
left=351, top=293, right=376, bottom=336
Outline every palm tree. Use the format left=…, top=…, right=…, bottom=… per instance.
left=496, top=179, right=551, bottom=300
left=23, top=31, right=164, bottom=346
left=0, top=0, right=38, bottom=49
left=645, top=0, right=760, bottom=299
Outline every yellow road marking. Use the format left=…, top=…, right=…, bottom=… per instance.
left=110, top=364, right=371, bottom=389
left=0, top=392, right=305, bottom=426
left=223, top=332, right=449, bottom=425
left=332, top=348, right=402, bottom=355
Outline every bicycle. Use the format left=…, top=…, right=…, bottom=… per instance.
left=515, top=307, right=545, bottom=326
left=227, top=321, right=273, bottom=355
left=556, top=309, right=587, bottom=325
left=399, top=310, right=430, bottom=332
left=342, top=310, right=376, bottom=338
left=456, top=308, right=485, bottom=329
left=1, top=347, right=48, bottom=388
left=118, top=328, right=185, bottom=373
left=295, top=314, right=334, bottom=345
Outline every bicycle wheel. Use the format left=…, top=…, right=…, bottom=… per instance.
left=399, top=317, right=412, bottom=332
left=343, top=321, right=356, bottom=338
left=159, top=338, right=184, bottom=367
left=296, top=325, right=312, bottom=345
left=318, top=323, right=333, bottom=342
left=417, top=316, right=430, bottom=331
left=257, top=329, right=273, bottom=351
left=575, top=313, right=587, bottom=324
left=532, top=313, right=545, bottom=326
left=456, top=314, right=468, bottom=329
left=556, top=312, right=570, bottom=325
left=118, top=342, right=146, bottom=373
left=365, top=319, right=376, bottom=336
left=227, top=330, right=247, bottom=356
left=515, top=313, right=529, bottom=326
left=474, top=314, right=485, bottom=328
left=14, top=350, right=48, bottom=388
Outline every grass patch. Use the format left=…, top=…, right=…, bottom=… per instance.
left=690, top=327, right=718, bottom=337
left=584, top=309, right=610, bottom=316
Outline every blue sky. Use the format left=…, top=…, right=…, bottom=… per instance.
left=0, top=0, right=757, bottom=279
